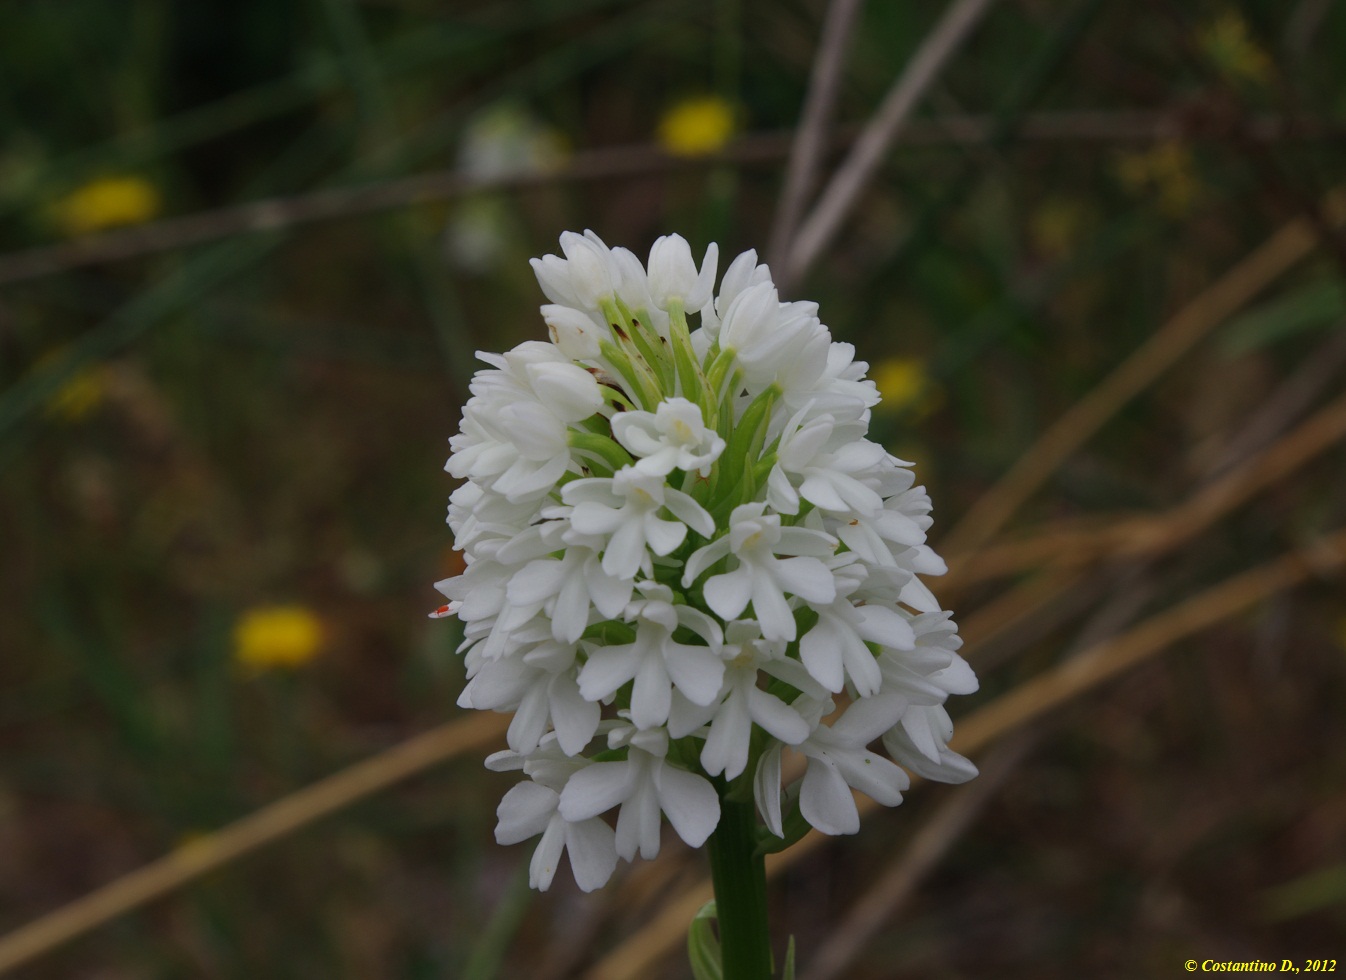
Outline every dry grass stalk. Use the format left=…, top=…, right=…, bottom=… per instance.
left=767, top=0, right=866, bottom=274
left=939, top=187, right=1346, bottom=559
left=782, top=0, right=998, bottom=287
left=0, top=713, right=509, bottom=975
left=945, top=387, right=1346, bottom=589
left=799, top=733, right=1035, bottom=980
left=583, top=528, right=1346, bottom=980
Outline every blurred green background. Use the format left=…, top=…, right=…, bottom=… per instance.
left=2, top=0, right=1346, bottom=977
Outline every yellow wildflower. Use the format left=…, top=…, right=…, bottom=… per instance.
left=1029, top=198, right=1088, bottom=260
left=872, top=357, right=941, bottom=418
left=1115, top=141, right=1200, bottom=216
left=48, top=370, right=106, bottom=422
left=656, top=96, right=735, bottom=157
left=33, top=349, right=107, bottom=423
left=1199, top=11, right=1271, bottom=87
left=53, top=175, right=161, bottom=237
left=233, top=605, right=324, bottom=672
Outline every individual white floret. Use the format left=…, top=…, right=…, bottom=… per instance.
left=576, top=582, right=725, bottom=730
left=766, top=407, right=886, bottom=517
left=798, top=559, right=916, bottom=697
left=681, top=502, right=837, bottom=641
left=697, top=247, right=772, bottom=341
left=503, top=536, right=634, bottom=643
left=611, top=398, right=725, bottom=477
left=559, top=725, right=720, bottom=861
left=457, top=621, right=599, bottom=756
left=562, top=467, right=715, bottom=580
left=668, top=620, right=825, bottom=779
left=489, top=738, right=618, bottom=892
left=647, top=234, right=719, bottom=313
left=755, top=694, right=912, bottom=838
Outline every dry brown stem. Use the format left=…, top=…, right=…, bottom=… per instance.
left=583, top=528, right=1346, bottom=980
left=767, top=0, right=866, bottom=275
left=944, top=386, right=1346, bottom=589
left=783, top=0, right=998, bottom=287
left=0, top=713, right=509, bottom=975
left=800, top=734, right=1035, bottom=980
left=939, top=188, right=1346, bottom=559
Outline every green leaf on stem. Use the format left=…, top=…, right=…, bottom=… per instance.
left=688, top=900, right=724, bottom=980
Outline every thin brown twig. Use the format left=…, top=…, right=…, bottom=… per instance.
left=0, top=713, right=509, bottom=976
left=800, top=733, right=1036, bottom=980
left=783, top=0, right=999, bottom=286
left=583, top=528, right=1346, bottom=980
left=939, top=186, right=1346, bottom=559
left=1201, top=326, right=1346, bottom=478
left=767, top=0, right=866, bottom=279
left=1, top=113, right=1337, bottom=286
left=945, top=385, right=1346, bottom=589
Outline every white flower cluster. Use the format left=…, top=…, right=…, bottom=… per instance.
left=434, top=230, right=978, bottom=892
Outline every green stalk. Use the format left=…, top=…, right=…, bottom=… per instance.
left=707, top=793, right=773, bottom=980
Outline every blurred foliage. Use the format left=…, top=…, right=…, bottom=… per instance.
left=2, top=0, right=1346, bottom=977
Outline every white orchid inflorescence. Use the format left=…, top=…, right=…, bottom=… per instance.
left=434, top=230, right=978, bottom=892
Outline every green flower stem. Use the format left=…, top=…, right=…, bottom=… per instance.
left=707, top=791, right=773, bottom=979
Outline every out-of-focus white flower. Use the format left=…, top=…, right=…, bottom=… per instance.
left=434, top=229, right=976, bottom=891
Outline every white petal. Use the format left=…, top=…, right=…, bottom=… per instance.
left=577, top=646, right=640, bottom=702
left=508, top=684, right=550, bottom=753
left=704, top=565, right=754, bottom=622
left=662, top=489, right=715, bottom=538
left=643, top=515, right=688, bottom=557
left=529, top=816, right=567, bottom=891
left=550, top=675, right=601, bottom=756
left=773, top=556, right=837, bottom=604
left=526, top=361, right=603, bottom=420
left=747, top=687, right=810, bottom=745
left=754, top=743, right=785, bottom=838
left=615, top=780, right=663, bottom=861
left=929, top=654, right=980, bottom=695
left=602, top=520, right=649, bottom=580
left=751, top=574, right=796, bottom=642
left=831, top=749, right=907, bottom=807
left=682, top=536, right=732, bottom=586
left=855, top=604, right=916, bottom=650
left=898, top=575, right=941, bottom=613
left=508, top=559, right=566, bottom=605
left=800, top=617, right=846, bottom=692
left=654, top=763, right=721, bottom=848
left=496, top=782, right=559, bottom=844
left=701, top=687, right=751, bottom=778
left=664, top=643, right=725, bottom=706
left=564, top=818, right=619, bottom=892
left=800, top=757, right=860, bottom=836
left=883, top=728, right=979, bottom=784
left=559, top=761, right=633, bottom=821
left=630, top=656, right=673, bottom=729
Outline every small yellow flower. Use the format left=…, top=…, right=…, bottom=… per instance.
left=1115, top=141, right=1200, bottom=216
left=53, top=175, right=161, bottom=237
left=872, top=357, right=941, bottom=418
left=50, top=368, right=108, bottom=422
left=1029, top=198, right=1088, bottom=259
left=1199, top=11, right=1271, bottom=87
left=656, top=96, right=735, bottom=157
left=233, top=605, right=324, bottom=672
left=33, top=349, right=107, bottom=423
